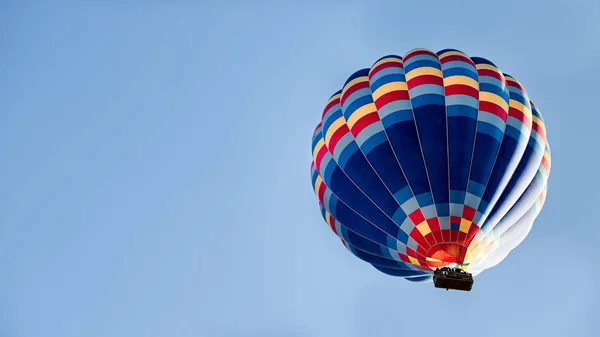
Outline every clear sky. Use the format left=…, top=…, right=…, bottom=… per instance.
left=2, top=1, right=599, bottom=337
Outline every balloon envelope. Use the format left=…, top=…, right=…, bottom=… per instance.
left=310, top=48, right=550, bottom=282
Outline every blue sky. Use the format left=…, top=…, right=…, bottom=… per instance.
left=1, top=1, right=599, bottom=336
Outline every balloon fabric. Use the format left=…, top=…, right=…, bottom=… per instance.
left=310, top=48, right=551, bottom=282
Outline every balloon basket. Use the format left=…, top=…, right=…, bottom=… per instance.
left=433, top=267, right=474, bottom=291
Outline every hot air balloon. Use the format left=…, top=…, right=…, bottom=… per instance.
left=310, top=48, right=550, bottom=291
